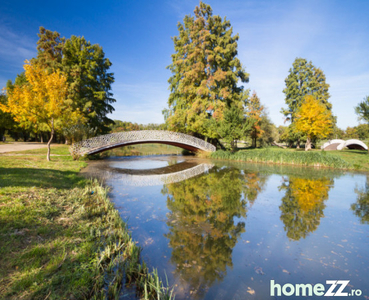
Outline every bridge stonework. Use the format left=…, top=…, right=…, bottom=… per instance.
left=70, top=130, right=216, bottom=157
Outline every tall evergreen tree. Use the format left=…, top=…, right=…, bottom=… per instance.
left=282, top=58, right=331, bottom=123
left=281, top=58, right=332, bottom=147
left=166, top=2, right=249, bottom=141
left=35, top=27, right=65, bottom=71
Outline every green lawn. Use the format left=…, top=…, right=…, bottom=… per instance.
left=328, top=149, right=369, bottom=171
left=0, top=145, right=173, bottom=300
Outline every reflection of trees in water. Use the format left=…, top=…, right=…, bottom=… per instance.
left=279, top=177, right=333, bottom=241
left=162, top=166, right=248, bottom=297
left=242, top=170, right=268, bottom=205
left=352, top=176, right=369, bottom=224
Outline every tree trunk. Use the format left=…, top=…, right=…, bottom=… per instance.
left=296, top=137, right=300, bottom=149
left=252, top=136, right=256, bottom=148
left=47, top=119, right=54, bottom=161
left=305, top=136, right=312, bottom=151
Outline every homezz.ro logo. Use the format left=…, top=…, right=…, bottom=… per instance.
left=270, top=280, right=363, bottom=297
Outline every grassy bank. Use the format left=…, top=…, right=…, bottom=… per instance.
left=210, top=148, right=360, bottom=170
left=0, top=145, right=173, bottom=299
left=105, top=144, right=182, bottom=157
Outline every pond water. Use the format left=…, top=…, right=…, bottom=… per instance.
left=82, top=155, right=369, bottom=299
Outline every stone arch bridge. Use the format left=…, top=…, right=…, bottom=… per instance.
left=70, top=130, right=216, bottom=157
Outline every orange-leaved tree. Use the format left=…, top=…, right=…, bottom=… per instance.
left=0, top=60, right=83, bottom=161
left=294, top=95, right=332, bottom=151
left=246, top=91, right=264, bottom=147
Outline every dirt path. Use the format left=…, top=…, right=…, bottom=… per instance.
left=0, top=142, right=47, bottom=153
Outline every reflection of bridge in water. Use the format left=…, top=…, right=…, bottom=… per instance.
left=102, top=162, right=214, bottom=186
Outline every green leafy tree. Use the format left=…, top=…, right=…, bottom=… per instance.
left=344, top=126, right=359, bottom=139
left=35, top=28, right=116, bottom=135
left=355, top=124, right=369, bottom=140
left=62, top=36, right=115, bottom=134
left=166, top=2, right=249, bottom=142
left=355, top=96, right=369, bottom=123
left=327, top=123, right=345, bottom=140
left=109, top=120, right=140, bottom=132
left=210, top=105, right=251, bottom=151
left=258, top=114, right=279, bottom=147
left=281, top=58, right=332, bottom=147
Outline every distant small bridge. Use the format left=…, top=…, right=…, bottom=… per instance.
left=70, top=130, right=216, bottom=157
left=321, top=139, right=368, bottom=151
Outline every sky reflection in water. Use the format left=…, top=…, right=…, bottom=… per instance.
left=83, top=156, right=369, bottom=299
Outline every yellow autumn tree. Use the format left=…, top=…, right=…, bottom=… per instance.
left=294, top=95, right=333, bottom=151
left=0, top=60, right=83, bottom=161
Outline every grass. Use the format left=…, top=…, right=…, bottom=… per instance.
left=329, top=149, right=369, bottom=171
left=210, top=147, right=363, bottom=170
left=105, top=143, right=182, bottom=156
left=8, top=144, right=69, bottom=156
left=0, top=144, right=174, bottom=299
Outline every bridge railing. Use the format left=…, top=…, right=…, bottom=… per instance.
left=70, top=130, right=216, bottom=156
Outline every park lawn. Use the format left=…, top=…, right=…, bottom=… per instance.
left=8, top=144, right=71, bottom=156
left=328, top=149, right=369, bottom=171
left=0, top=145, right=173, bottom=300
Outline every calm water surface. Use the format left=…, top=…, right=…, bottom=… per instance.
left=82, top=155, right=369, bottom=299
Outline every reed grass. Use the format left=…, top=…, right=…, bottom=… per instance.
left=211, top=148, right=353, bottom=169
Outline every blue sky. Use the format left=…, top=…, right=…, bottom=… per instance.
left=1, top=0, right=368, bottom=129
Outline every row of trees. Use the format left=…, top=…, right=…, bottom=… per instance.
left=0, top=27, right=115, bottom=160
left=2, top=2, right=368, bottom=156
left=162, top=2, right=339, bottom=151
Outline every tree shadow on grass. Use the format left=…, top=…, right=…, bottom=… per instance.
left=0, top=167, right=84, bottom=190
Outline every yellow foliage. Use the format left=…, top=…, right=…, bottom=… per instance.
left=294, top=95, right=333, bottom=139
left=0, top=61, right=83, bottom=131
left=290, top=178, right=331, bottom=213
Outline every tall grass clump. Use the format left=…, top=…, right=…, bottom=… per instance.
left=211, top=148, right=353, bottom=169
left=72, top=180, right=175, bottom=300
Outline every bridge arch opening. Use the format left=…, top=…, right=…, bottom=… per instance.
left=88, top=141, right=203, bottom=155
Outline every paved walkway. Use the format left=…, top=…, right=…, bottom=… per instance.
left=0, top=142, right=47, bottom=153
